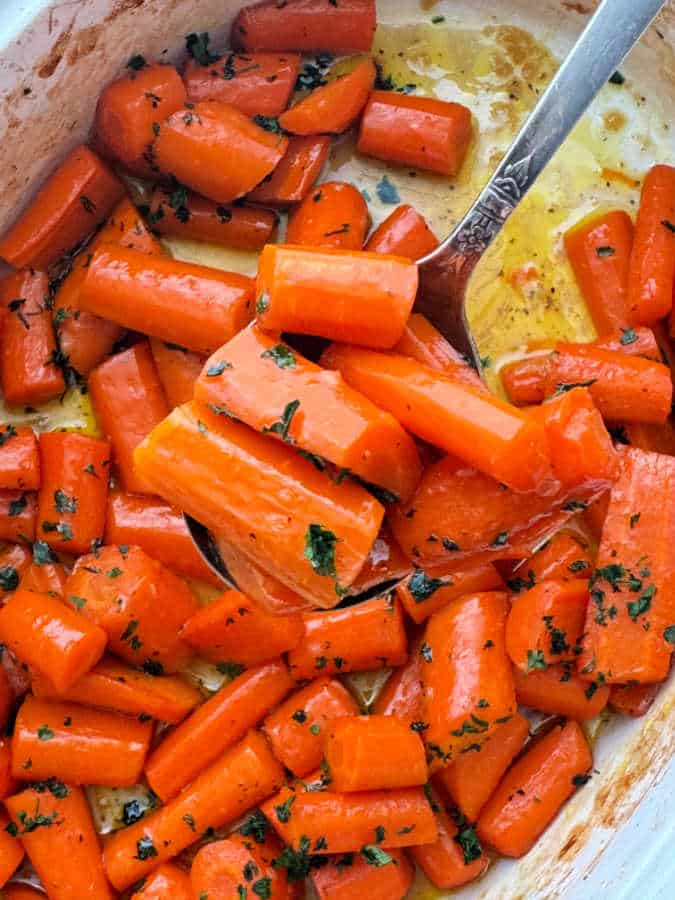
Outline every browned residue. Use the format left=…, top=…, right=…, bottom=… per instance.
left=67, top=25, right=100, bottom=65
left=37, top=22, right=74, bottom=78
left=562, top=2, right=591, bottom=13
left=603, top=110, right=627, bottom=132
left=420, top=0, right=440, bottom=9
left=601, top=167, right=641, bottom=189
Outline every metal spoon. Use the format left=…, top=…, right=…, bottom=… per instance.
left=187, top=0, right=667, bottom=591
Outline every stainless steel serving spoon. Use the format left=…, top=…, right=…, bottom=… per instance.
left=187, top=0, right=667, bottom=592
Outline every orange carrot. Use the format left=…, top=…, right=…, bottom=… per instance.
left=409, top=800, right=488, bottom=891
left=194, top=324, right=422, bottom=502
left=89, top=342, right=169, bottom=495
left=0, top=588, right=106, bottom=693
left=153, top=101, right=288, bottom=203
left=286, top=181, right=370, bottom=249
left=0, top=491, right=36, bottom=544
left=0, top=667, right=12, bottom=733
left=583, top=491, right=611, bottom=542
left=517, top=530, right=593, bottom=586
left=0, top=544, right=32, bottom=594
left=372, top=635, right=425, bottom=723
left=0, top=739, right=17, bottom=801
left=477, top=721, right=592, bottom=857
left=280, top=59, right=375, bottom=135
left=248, top=135, right=331, bottom=205
left=3, top=886, right=44, bottom=900
left=145, top=660, right=292, bottom=801
left=0, top=426, right=39, bottom=491
left=130, top=863, right=191, bottom=900
left=0, top=812, right=23, bottom=888
left=20, top=559, right=68, bottom=597
left=134, top=401, right=384, bottom=609
left=287, top=594, right=407, bottom=681
left=257, top=244, right=418, bottom=349
left=358, top=92, right=472, bottom=176
left=366, top=205, right=439, bottom=259
left=396, top=561, right=504, bottom=625
left=148, top=338, right=204, bottom=408
left=103, top=730, right=285, bottom=890
left=392, top=314, right=484, bottom=391
left=609, top=680, right=662, bottom=717
left=0, top=145, right=123, bottom=270
left=348, top=523, right=412, bottom=597
left=312, top=847, right=414, bottom=900
left=190, top=832, right=296, bottom=900
left=514, top=663, right=610, bottom=720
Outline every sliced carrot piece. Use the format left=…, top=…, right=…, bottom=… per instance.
left=511, top=530, right=593, bottom=589
left=609, top=680, right=662, bottom=717
left=248, top=135, right=331, bottom=205
left=409, top=801, right=488, bottom=890
left=20, top=559, right=68, bottom=597
left=366, top=204, right=439, bottom=259
left=0, top=738, right=16, bottom=801
left=396, top=561, right=504, bottom=625
left=514, top=663, right=610, bottom=720
left=372, top=635, right=425, bottom=723
left=348, top=523, right=412, bottom=596
left=286, top=181, right=370, bottom=249
left=0, top=426, right=39, bottom=491
left=280, top=59, right=375, bottom=135
left=392, top=313, right=484, bottom=390
left=149, top=339, right=205, bottom=409
left=130, top=863, right=191, bottom=900
left=191, top=831, right=296, bottom=900
left=312, top=847, right=414, bottom=899
left=0, top=492, right=35, bottom=544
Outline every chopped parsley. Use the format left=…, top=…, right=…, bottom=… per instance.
left=256, top=293, right=269, bottom=314
left=506, top=570, right=536, bottom=593
left=8, top=494, right=27, bottom=517
left=206, top=360, right=233, bottom=376
left=127, top=54, right=147, bottom=71
left=526, top=649, right=547, bottom=672
left=0, top=566, right=19, bottom=591
left=134, top=836, right=158, bottom=860
left=620, top=327, right=638, bottom=345
left=361, top=845, right=394, bottom=866
left=420, top=642, right=433, bottom=663
left=375, top=176, right=400, bottom=204
left=263, top=400, right=300, bottom=443
left=304, top=524, right=339, bottom=577
left=407, top=569, right=450, bottom=602
left=595, top=246, right=615, bottom=257
left=275, top=796, right=295, bottom=823
left=41, top=521, right=73, bottom=542
left=239, top=810, right=269, bottom=844
left=253, top=115, right=284, bottom=133
left=452, top=811, right=483, bottom=864
left=261, top=344, right=296, bottom=368
left=186, top=32, right=218, bottom=66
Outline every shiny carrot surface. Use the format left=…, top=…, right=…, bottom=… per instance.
left=366, top=205, right=439, bottom=259
left=248, top=135, right=331, bottom=205
left=280, top=59, right=375, bottom=135
left=286, top=181, right=370, bottom=249
left=184, top=51, right=300, bottom=115
left=0, top=426, right=39, bottom=491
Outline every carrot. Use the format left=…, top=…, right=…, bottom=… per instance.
left=6, top=783, right=114, bottom=899
left=280, top=59, right=375, bottom=135
left=257, top=244, right=418, bottom=349
left=0, top=145, right=123, bottom=270
left=348, top=523, right=412, bottom=597
left=89, top=342, right=169, bottom=495
left=436, top=713, right=530, bottom=823
left=0, top=815, right=24, bottom=887
left=286, top=181, right=370, bottom=249
left=65, top=544, right=198, bottom=673
left=3, top=887, right=44, bottom=900
left=0, top=667, right=12, bottom=733
left=104, top=489, right=220, bottom=585
left=372, top=635, right=425, bottom=722
left=0, top=491, right=36, bottom=544
left=184, top=50, right=301, bottom=116
left=0, top=739, right=17, bottom=800
left=366, top=204, right=439, bottom=259
left=145, top=660, right=292, bottom=801
left=409, top=799, right=488, bottom=891
left=0, top=426, right=39, bottom=491
left=564, top=209, right=633, bottom=333
left=516, top=530, right=593, bottom=586
left=392, top=313, right=484, bottom=389
left=609, top=680, right=662, bottom=717
left=312, top=847, right=414, bottom=900
left=194, top=324, right=422, bottom=502
left=324, top=715, right=427, bottom=791
left=322, top=345, right=556, bottom=494
left=20, top=559, right=68, bottom=596
left=134, top=401, right=384, bottom=608
left=396, top=561, right=504, bottom=625
left=32, top=655, right=202, bottom=724
left=423, top=591, right=514, bottom=766
left=477, top=721, right=592, bottom=857
left=0, top=544, right=32, bottom=594
left=80, top=245, right=254, bottom=354
left=287, top=594, right=407, bottom=681
left=0, top=270, right=65, bottom=407
left=153, top=101, right=288, bottom=203
left=148, top=338, right=204, bottom=408
left=514, top=663, right=610, bottom=720
left=248, top=135, right=331, bottom=205
left=190, top=832, right=296, bottom=900
left=0, top=588, right=106, bottom=693
left=232, top=0, right=377, bottom=52
left=130, top=862, right=191, bottom=900
left=103, top=730, right=285, bottom=890
left=263, top=677, right=358, bottom=777
left=628, top=165, right=675, bottom=324
left=583, top=491, right=611, bottom=542
left=358, top=92, right=472, bottom=176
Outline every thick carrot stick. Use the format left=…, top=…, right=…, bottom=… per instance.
left=392, top=313, right=483, bottom=390
left=409, top=798, right=488, bottom=891
left=287, top=594, right=407, bottom=681
left=609, top=680, right=662, bottom=717
left=263, top=677, right=359, bottom=777
left=0, top=491, right=36, bottom=544
left=518, top=530, right=593, bottom=586
left=280, top=59, right=375, bottom=135
left=0, top=426, right=39, bottom=491
left=358, top=92, right=472, bottom=176
left=514, top=663, right=610, bottom=720
left=20, top=559, right=68, bottom=596
left=0, top=815, right=24, bottom=889
left=194, top=324, right=422, bottom=502
left=627, top=165, right=675, bottom=324
left=32, top=655, right=202, bottom=724
left=0, top=270, right=65, bottom=407
left=103, top=730, right=285, bottom=890
left=322, top=344, right=556, bottom=494
left=366, top=205, right=439, bottom=259
left=396, top=561, right=504, bottom=625
left=190, top=832, right=296, bottom=900
left=257, top=244, right=418, bottom=349
left=130, top=863, right=191, bottom=900
left=477, top=721, right=592, bottom=857
left=134, top=401, right=384, bottom=608
left=564, top=209, right=633, bottom=333
left=372, top=635, right=425, bottom=722
left=148, top=338, right=204, bottom=408
left=286, top=181, right=370, bottom=249
left=312, top=846, right=413, bottom=900
left=145, top=661, right=292, bottom=801
left=0, top=145, right=123, bottom=270
left=89, top=342, right=169, bottom=494
left=248, top=135, right=331, bottom=205
left=0, top=588, right=106, bottom=693
left=65, top=544, right=198, bottom=673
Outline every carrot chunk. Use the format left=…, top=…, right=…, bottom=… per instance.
left=312, top=847, right=414, bottom=900
left=148, top=338, right=205, bottom=409
left=520, top=531, right=593, bottom=585
left=393, top=313, right=484, bottom=389
left=396, top=561, right=503, bottom=625
left=286, top=181, right=370, bottom=249
left=215, top=536, right=312, bottom=612
left=280, top=59, right=375, bottom=135
left=0, top=426, right=39, bottom=491
left=0, top=492, right=36, bottom=544
left=248, top=135, right=331, bottom=205
left=130, top=863, right=191, bottom=900
left=19, top=559, right=67, bottom=597
left=372, top=636, right=425, bottom=723
left=192, top=831, right=296, bottom=900
left=409, top=802, right=488, bottom=890
left=366, top=204, right=439, bottom=259
left=0, top=812, right=23, bottom=888
left=609, top=680, right=662, bottom=717
left=514, top=663, right=610, bottom=720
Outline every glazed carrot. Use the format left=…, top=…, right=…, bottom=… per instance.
left=518, top=531, right=593, bottom=586
left=436, top=713, right=530, bottom=823
left=89, top=342, right=169, bottom=494
left=609, top=680, right=662, bottom=717
left=312, top=847, right=414, bottom=900
left=358, top=92, right=472, bottom=176
left=184, top=51, right=300, bottom=116
left=248, top=135, right=331, bottom=205
left=103, top=730, right=285, bottom=890
left=286, top=181, right=370, bottom=249
left=348, top=523, right=412, bottom=596
left=627, top=165, right=675, bottom=324
left=409, top=800, right=488, bottom=891
left=287, top=594, right=407, bottom=681
left=366, top=204, right=439, bottom=259
left=322, top=344, right=555, bottom=494
left=148, top=339, right=204, bottom=408
left=32, top=656, right=202, bottom=724
left=0, top=667, right=12, bottom=733
left=194, top=324, right=422, bottom=502
left=6, top=783, right=114, bottom=900
left=0, top=544, right=32, bottom=593
left=3, top=886, right=44, bottom=900
left=95, top=63, right=186, bottom=166
left=130, top=863, right=191, bottom=900
left=583, top=491, right=611, bottom=542
left=514, top=663, right=610, bottom=720
left=104, top=490, right=220, bottom=585
left=0, top=426, right=39, bottom=491
left=280, top=59, right=375, bottom=135
left=0, top=492, right=36, bottom=544
left=145, top=661, right=292, bottom=801
left=0, top=145, right=123, bottom=270
left=0, top=739, right=17, bottom=801
left=190, top=832, right=295, bottom=900
left=20, top=559, right=68, bottom=596
left=0, top=588, right=106, bottom=692
left=0, top=819, right=25, bottom=889
left=564, top=209, right=633, bottom=333
left=477, top=721, right=592, bottom=857
left=80, top=246, right=254, bottom=354
left=11, top=695, right=152, bottom=786
left=263, top=677, right=358, bottom=776
left=134, top=402, right=384, bottom=608
left=257, top=244, right=418, bottom=349
left=65, top=544, right=198, bottom=673
left=392, top=313, right=484, bottom=390
left=0, top=270, right=65, bottom=407
left=232, top=0, right=377, bottom=52
left=396, top=561, right=504, bottom=625
left=153, top=101, right=288, bottom=203
left=372, top=635, right=425, bottom=722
